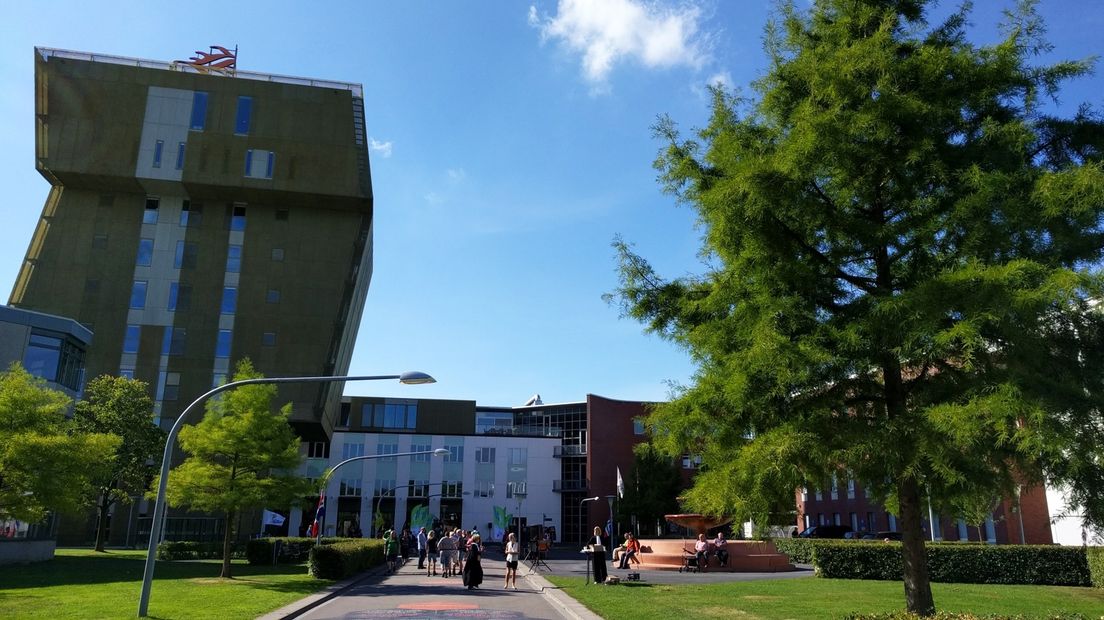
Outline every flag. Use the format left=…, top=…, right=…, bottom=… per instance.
left=309, top=491, right=326, bottom=538
left=262, top=510, right=286, bottom=527
left=605, top=518, right=612, bottom=537
left=616, top=467, right=624, bottom=499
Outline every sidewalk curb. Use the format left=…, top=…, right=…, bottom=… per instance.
left=256, top=565, right=389, bottom=620
left=523, top=571, right=603, bottom=620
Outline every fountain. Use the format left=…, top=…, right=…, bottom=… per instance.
left=625, top=514, right=795, bottom=572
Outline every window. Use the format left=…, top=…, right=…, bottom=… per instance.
left=220, top=287, right=237, bottom=314
left=152, top=140, right=164, bottom=168
left=23, top=332, right=85, bottom=391
left=847, top=478, right=856, bottom=499
left=411, top=440, right=432, bottom=462
left=814, top=488, right=823, bottom=501
left=374, top=479, right=397, bottom=497
left=226, top=244, right=242, bottom=273
left=262, top=331, right=276, bottom=346
left=271, top=248, right=284, bottom=262
left=376, top=443, right=399, bottom=460
left=164, top=372, right=181, bottom=401
left=632, top=419, right=645, bottom=435
left=175, top=142, right=186, bottom=170
left=230, top=205, right=246, bottom=231
left=189, top=91, right=208, bottom=130
left=215, top=329, right=232, bottom=358
left=136, top=238, right=154, bottom=266
left=818, top=513, right=826, bottom=526
left=341, top=442, right=365, bottom=460
left=234, top=96, right=252, bottom=134
left=168, top=282, right=179, bottom=311
left=509, top=448, right=527, bottom=465
left=408, top=480, right=430, bottom=498
left=364, top=403, right=418, bottom=429
left=339, top=479, right=362, bottom=497
left=830, top=475, right=838, bottom=500
left=143, top=198, right=159, bottom=224
left=174, top=241, right=198, bottom=269
left=266, top=289, right=280, bottom=304
left=244, top=149, right=275, bottom=179
left=119, top=368, right=135, bottom=379
left=180, top=201, right=202, bottom=227
left=475, top=447, right=495, bottom=464
left=443, top=444, right=463, bottom=462
left=681, top=454, right=702, bottom=469
left=474, top=481, right=494, bottom=498
left=212, top=373, right=227, bottom=387
left=868, top=512, right=876, bottom=531
left=130, top=281, right=148, bottom=309
left=441, top=481, right=463, bottom=498
left=92, top=233, right=108, bottom=249
left=307, top=442, right=329, bottom=459
left=123, top=325, right=141, bottom=354
left=339, top=403, right=351, bottom=427
left=801, top=487, right=808, bottom=501
left=162, top=327, right=186, bottom=356
left=168, top=283, right=192, bottom=311
left=850, top=512, right=859, bottom=531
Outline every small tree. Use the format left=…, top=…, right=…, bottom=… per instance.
left=73, top=375, right=164, bottom=552
left=617, top=443, right=682, bottom=536
left=0, top=363, right=118, bottom=524
left=160, top=360, right=310, bottom=578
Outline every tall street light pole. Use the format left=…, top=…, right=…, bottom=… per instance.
left=138, top=371, right=435, bottom=618
left=579, top=496, right=600, bottom=585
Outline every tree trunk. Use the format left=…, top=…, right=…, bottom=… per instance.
left=94, top=494, right=112, bottom=552
left=221, top=511, right=234, bottom=578
left=898, top=477, right=936, bottom=616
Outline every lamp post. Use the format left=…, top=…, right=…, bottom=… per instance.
left=605, top=495, right=616, bottom=544
left=579, top=496, right=600, bottom=584
left=323, top=449, right=449, bottom=542
left=138, top=371, right=435, bottom=618
left=372, top=480, right=453, bottom=537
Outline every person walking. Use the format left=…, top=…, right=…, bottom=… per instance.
left=416, top=526, right=428, bottom=569
left=438, top=528, right=457, bottom=578
left=426, top=529, right=439, bottom=576
left=462, top=533, right=484, bottom=590
left=588, top=526, right=607, bottom=584
left=503, top=532, right=520, bottom=590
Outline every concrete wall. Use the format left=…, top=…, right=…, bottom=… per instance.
left=0, top=540, right=55, bottom=565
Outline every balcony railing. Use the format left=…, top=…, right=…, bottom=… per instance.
left=553, top=444, right=587, bottom=458
left=480, top=424, right=562, bottom=438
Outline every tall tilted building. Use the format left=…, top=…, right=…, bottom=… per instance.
left=10, top=47, right=374, bottom=441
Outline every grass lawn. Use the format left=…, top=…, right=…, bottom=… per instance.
left=0, top=548, right=333, bottom=619
left=545, top=575, right=1104, bottom=619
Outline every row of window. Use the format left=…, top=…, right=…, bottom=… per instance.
left=121, top=324, right=275, bottom=356
left=189, top=91, right=253, bottom=135
left=22, top=331, right=86, bottom=392
left=138, top=199, right=289, bottom=228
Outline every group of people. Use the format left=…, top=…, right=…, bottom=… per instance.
left=692, top=531, right=729, bottom=571
left=415, top=526, right=486, bottom=589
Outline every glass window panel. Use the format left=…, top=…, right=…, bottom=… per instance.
left=175, top=142, right=186, bottom=170
left=123, top=325, right=141, bottom=354
left=406, top=404, right=416, bottom=428
left=168, top=282, right=179, bottom=311
left=373, top=404, right=384, bottom=427
left=243, top=150, right=253, bottom=176
left=143, top=199, right=159, bottom=224
left=221, top=287, right=237, bottom=314
left=23, top=334, right=61, bottom=382
left=215, top=330, right=232, bottom=358
left=136, top=238, right=154, bottom=266
left=130, top=281, right=147, bottom=309
left=271, top=248, right=284, bottom=261
left=230, top=206, right=246, bottom=231
left=265, top=151, right=275, bottom=178
left=235, top=96, right=252, bottom=134
left=152, top=140, right=163, bottom=168
left=189, top=91, right=208, bottom=130
left=266, top=289, right=280, bottom=304
left=262, top=331, right=276, bottom=346
left=226, top=244, right=242, bottom=273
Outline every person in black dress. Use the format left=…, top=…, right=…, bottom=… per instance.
left=462, top=533, right=484, bottom=589
left=589, top=526, right=607, bottom=584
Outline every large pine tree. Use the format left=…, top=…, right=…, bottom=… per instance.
left=611, top=0, right=1104, bottom=614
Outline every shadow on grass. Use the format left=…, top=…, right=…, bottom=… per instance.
left=0, top=551, right=318, bottom=589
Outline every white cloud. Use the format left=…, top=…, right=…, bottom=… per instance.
left=530, top=0, right=708, bottom=84
left=707, top=71, right=731, bottom=89
left=424, top=191, right=443, bottom=205
left=369, top=138, right=393, bottom=158
left=447, top=168, right=467, bottom=182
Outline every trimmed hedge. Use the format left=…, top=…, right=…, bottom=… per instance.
left=308, top=539, right=385, bottom=579
left=1088, top=547, right=1104, bottom=588
left=773, top=538, right=818, bottom=564
left=246, top=537, right=321, bottom=565
left=156, top=540, right=245, bottom=561
left=813, top=541, right=1091, bottom=586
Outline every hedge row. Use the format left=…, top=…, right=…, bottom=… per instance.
left=156, top=540, right=245, bottom=561
left=846, top=613, right=1095, bottom=620
left=246, top=537, right=321, bottom=565
left=810, top=541, right=1091, bottom=586
left=773, top=538, right=817, bottom=564
left=308, top=539, right=385, bottom=579
left=1087, top=547, right=1104, bottom=588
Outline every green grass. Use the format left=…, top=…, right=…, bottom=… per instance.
left=545, top=575, right=1104, bottom=620
left=0, top=548, right=333, bottom=619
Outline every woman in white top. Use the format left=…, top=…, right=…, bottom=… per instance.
left=504, top=532, right=520, bottom=589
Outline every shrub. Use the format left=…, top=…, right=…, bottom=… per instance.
left=156, top=540, right=244, bottom=561
left=1087, top=547, right=1104, bottom=588
left=814, top=541, right=1091, bottom=586
left=246, top=537, right=319, bottom=565
left=846, top=613, right=1093, bottom=619
left=773, top=538, right=820, bottom=564
left=308, top=539, right=384, bottom=579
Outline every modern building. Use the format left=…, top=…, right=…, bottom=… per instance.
left=10, top=47, right=374, bottom=545
left=11, top=47, right=373, bottom=440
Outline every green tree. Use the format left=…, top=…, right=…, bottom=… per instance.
left=0, top=363, right=119, bottom=524
left=617, top=444, right=682, bottom=537
left=73, top=375, right=164, bottom=552
left=159, top=360, right=310, bottom=578
left=611, top=1, right=1104, bottom=614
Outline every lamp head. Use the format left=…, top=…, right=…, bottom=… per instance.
left=433, top=448, right=450, bottom=457
left=399, top=371, right=436, bottom=385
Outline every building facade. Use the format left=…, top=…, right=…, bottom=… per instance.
left=11, top=48, right=374, bottom=441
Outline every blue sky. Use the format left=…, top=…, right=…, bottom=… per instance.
left=1, top=1, right=1100, bottom=407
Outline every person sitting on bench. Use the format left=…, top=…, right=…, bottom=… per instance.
left=713, top=531, right=729, bottom=567
left=693, top=533, right=710, bottom=572
left=618, top=532, right=641, bottom=569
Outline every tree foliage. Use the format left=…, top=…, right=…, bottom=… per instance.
left=73, top=375, right=164, bottom=551
left=0, top=363, right=119, bottom=523
left=160, top=359, right=310, bottom=577
left=611, top=0, right=1104, bottom=614
left=617, top=443, right=683, bottom=535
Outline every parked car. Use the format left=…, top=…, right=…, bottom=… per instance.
left=797, top=525, right=853, bottom=539
left=860, top=531, right=903, bottom=541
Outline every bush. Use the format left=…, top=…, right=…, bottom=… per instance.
left=308, top=539, right=384, bottom=579
left=846, top=613, right=1094, bottom=619
left=246, top=537, right=319, bottom=565
left=1087, top=547, right=1104, bottom=588
left=814, top=541, right=1091, bottom=586
left=773, top=538, right=820, bottom=564
left=156, top=540, right=244, bottom=561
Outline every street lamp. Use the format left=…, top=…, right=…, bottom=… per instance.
left=138, top=371, right=435, bottom=618
left=370, top=477, right=454, bottom=537
left=579, top=496, right=600, bottom=585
